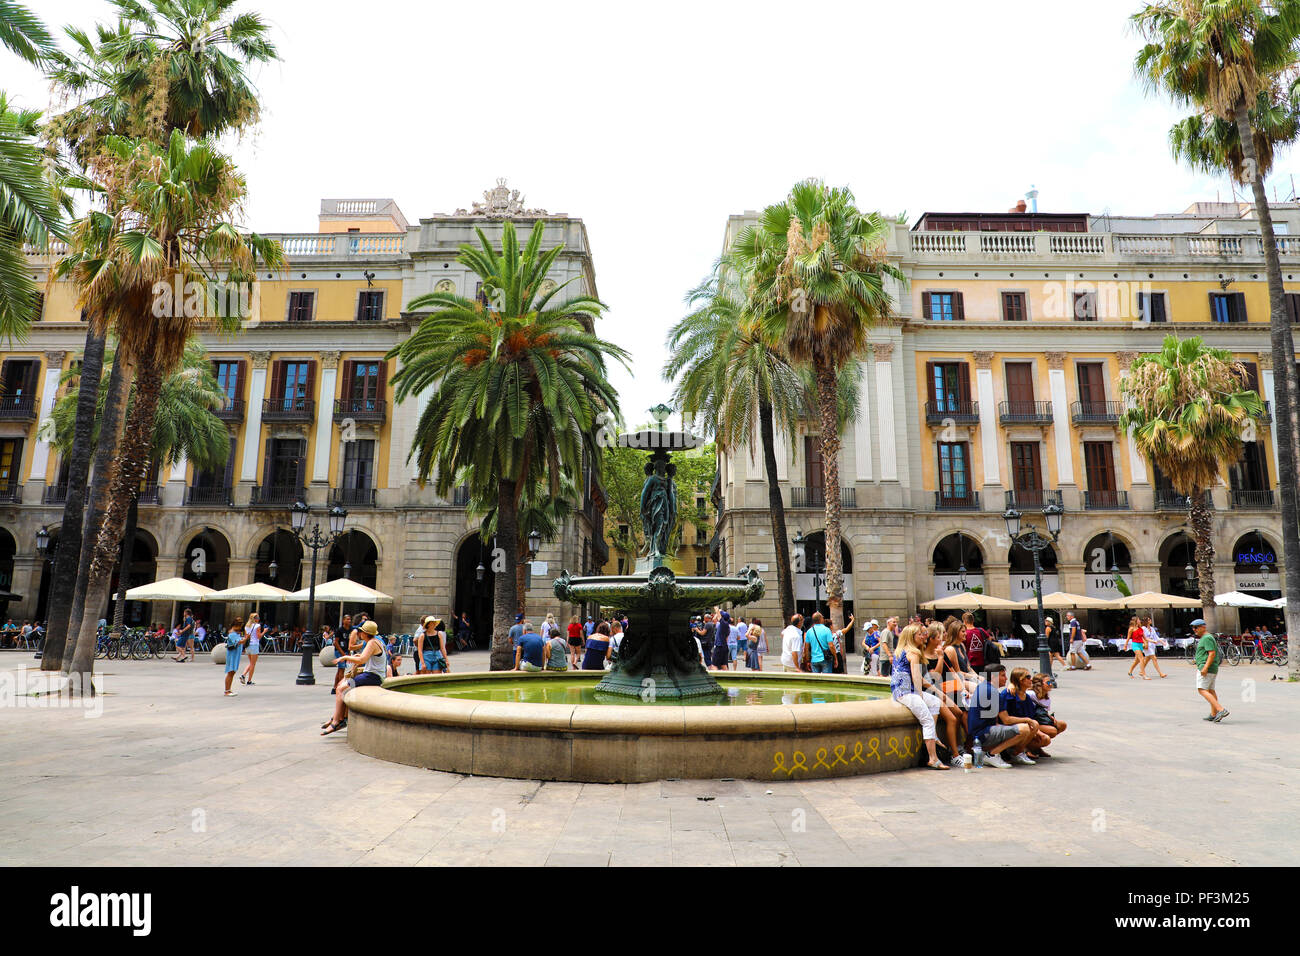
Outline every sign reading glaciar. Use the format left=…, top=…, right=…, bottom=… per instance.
left=932, top=574, right=984, bottom=601
left=1235, top=570, right=1279, bottom=592
left=1009, top=574, right=1059, bottom=602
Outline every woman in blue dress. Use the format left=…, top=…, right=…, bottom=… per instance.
left=582, top=621, right=612, bottom=670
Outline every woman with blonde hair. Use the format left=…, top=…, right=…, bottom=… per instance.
left=889, top=624, right=949, bottom=771
left=239, top=612, right=262, bottom=686
left=941, top=618, right=978, bottom=705
left=1126, top=614, right=1150, bottom=679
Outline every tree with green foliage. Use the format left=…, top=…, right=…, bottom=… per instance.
left=391, top=220, right=628, bottom=669
left=731, top=179, right=903, bottom=631
left=1133, top=0, right=1300, bottom=670
left=601, top=441, right=716, bottom=573
left=1120, top=335, right=1266, bottom=626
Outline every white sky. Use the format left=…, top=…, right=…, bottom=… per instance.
left=5, top=0, right=1292, bottom=427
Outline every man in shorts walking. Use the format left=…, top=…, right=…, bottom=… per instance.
left=1065, top=611, right=1091, bottom=670
left=1192, top=619, right=1228, bottom=722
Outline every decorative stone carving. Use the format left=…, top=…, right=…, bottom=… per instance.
left=1045, top=351, right=1067, bottom=370
left=1115, top=350, right=1139, bottom=372
left=434, top=278, right=456, bottom=294
left=250, top=350, right=271, bottom=369
left=972, top=350, right=995, bottom=370
left=1258, top=352, right=1273, bottom=370
left=453, top=178, right=549, bottom=219
left=44, top=350, right=66, bottom=367
left=872, top=342, right=894, bottom=362
left=319, top=350, right=341, bottom=370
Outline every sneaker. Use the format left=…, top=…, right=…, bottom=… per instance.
left=1212, top=710, right=1230, bottom=722
left=1202, top=714, right=1217, bottom=721
left=1012, top=753, right=1036, bottom=765
left=984, top=753, right=1012, bottom=769
left=948, top=756, right=965, bottom=770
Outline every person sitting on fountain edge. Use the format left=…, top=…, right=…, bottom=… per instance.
left=515, top=621, right=545, bottom=672
left=966, top=665, right=1036, bottom=768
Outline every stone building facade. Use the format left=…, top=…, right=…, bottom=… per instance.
left=713, top=200, right=1296, bottom=636
left=0, top=184, right=608, bottom=640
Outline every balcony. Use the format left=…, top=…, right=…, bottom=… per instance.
left=907, top=230, right=1300, bottom=265
left=137, top=484, right=160, bottom=505
left=186, top=485, right=232, bottom=507
left=42, top=485, right=68, bottom=505
left=215, top=397, right=244, bottom=423
left=934, top=491, right=981, bottom=511
left=998, top=400, right=1054, bottom=425
left=1071, top=401, right=1122, bottom=425
left=791, top=486, right=857, bottom=509
left=451, top=485, right=471, bottom=507
left=250, top=484, right=305, bottom=507
left=333, top=398, right=386, bottom=424
left=264, top=232, right=405, bottom=258
left=1084, top=489, right=1129, bottom=510
left=1154, top=489, right=1214, bottom=511
left=0, top=394, right=37, bottom=421
left=1231, top=489, right=1276, bottom=510
left=331, top=486, right=375, bottom=508
left=0, top=481, right=20, bottom=503
left=1004, top=489, right=1063, bottom=511
left=925, top=400, right=979, bottom=425
left=261, top=397, right=315, bottom=423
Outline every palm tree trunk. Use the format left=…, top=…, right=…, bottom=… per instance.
left=39, top=328, right=105, bottom=670
left=812, top=352, right=845, bottom=632
left=61, top=353, right=129, bottom=682
left=111, top=494, right=140, bottom=631
left=1188, top=486, right=1217, bottom=631
left=759, top=398, right=795, bottom=623
left=491, top=476, right=520, bottom=670
left=1232, top=102, right=1300, bottom=674
left=515, top=532, right=527, bottom=619
left=65, top=356, right=161, bottom=690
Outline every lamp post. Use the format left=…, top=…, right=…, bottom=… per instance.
left=1004, top=502, right=1063, bottom=676
left=287, top=500, right=348, bottom=685
left=33, top=527, right=51, bottom=659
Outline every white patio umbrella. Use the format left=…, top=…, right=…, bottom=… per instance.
left=205, top=582, right=292, bottom=631
left=1105, top=590, right=1203, bottom=609
left=1012, top=590, right=1113, bottom=610
left=1214, top=590, right=1275, bottom=608
left=124, top=577, right=216, bottom=628
left=286, top=578, right=393, bottom=603
left=920, top=591, right=1023, bottom=611
left=1268, top=596, right=1287, bottom=609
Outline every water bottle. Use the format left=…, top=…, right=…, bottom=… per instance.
left=971, top=738, right=984, bottom=769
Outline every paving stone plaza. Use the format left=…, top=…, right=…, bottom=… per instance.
left=2, top=650, right=1294, bottom=867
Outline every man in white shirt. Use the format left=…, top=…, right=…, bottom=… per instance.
left=780, top=614, right=804, bottom=672
left=728, top=616, right=747, bottom=671
left=610, top=619, right=625, bottom=659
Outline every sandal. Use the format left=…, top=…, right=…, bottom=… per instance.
left=321, top=720, right=343, bottom=735
left=925, top=759, right=950, bottom=771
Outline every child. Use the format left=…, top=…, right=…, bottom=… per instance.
left=1005, top=667, right=1052, bottom=759
left=1029, top=673, right=1067, bottom=756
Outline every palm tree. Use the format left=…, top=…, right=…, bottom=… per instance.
left=1121, top=335, right=1266, bottom=626
left=40, top=1, right=276, bottom=671
left=665, top=263, right=861, bottom=623
left=59, top=130, right=282, bottom=683
left=731, top=179, right=904, bottom=631
left=390, top=219, right=628, bottom=670
left=45, top=339, right=230, bottom=627
left=0, top=1, right=56, bottom=63
left=1134, top=0, right=1300, bottom=672
left=0, top=94, right=65, bottom=339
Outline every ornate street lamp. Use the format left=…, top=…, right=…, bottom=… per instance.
left=285, top=500, right=348, bottom=685
left=527, top=528, right=542, bottom=558
left=35, top=526, right=49, bottom=558
left=1004, top=503, right=1063, bottom=675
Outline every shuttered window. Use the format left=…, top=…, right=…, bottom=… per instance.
left=1001, top=292, right=1026, bottom=321
left=922, top=291, right=964, bottom=321
left=937, top=443, right=970, bottom=499
left=1209, top=291, right=1247, bottom=323
left=1137, top=291, right=1167, bottom=322
left=287, top=291, right=315, bottom=322
left=1011, top=442, right=1042, bottom=493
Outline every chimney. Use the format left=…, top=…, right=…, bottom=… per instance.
left=1009, top=199, right=1028, bottom=214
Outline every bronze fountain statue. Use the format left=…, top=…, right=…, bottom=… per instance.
left=553, top=405, right=764, bottom=699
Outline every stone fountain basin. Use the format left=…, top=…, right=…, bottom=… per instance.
left=345, top=671, right=926, bottom=783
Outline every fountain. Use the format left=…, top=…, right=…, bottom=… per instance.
left=344, top=407, right=924, bottom=782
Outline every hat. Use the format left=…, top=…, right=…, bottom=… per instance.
left=420, top=615, right=436, bottom=627
left=515, top=613, right=524, bottom=623
left=867, top=619, right=879, bottom=628
left=361, top=620, right=379, bottom=636
left=1190, top=618, right=1207, bottom=627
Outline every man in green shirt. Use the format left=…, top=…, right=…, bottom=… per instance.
left=1191, top=619, right=1228, bottom=723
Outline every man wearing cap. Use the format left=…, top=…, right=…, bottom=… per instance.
left=508, top=613, right=525, bottom=650
left=1191, top=619, right=1228, bottom=722
left=862, top=619, right=882, bottom=675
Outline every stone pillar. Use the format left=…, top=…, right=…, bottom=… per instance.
left=973, top=351, right=1000, bottom=486
left=1046, top=351, right=1074, bottom=485
left=874, top=343, right=898, bottom=481
left=15, top=556, right=40, bottom=621
left=240, top=351, right=269, bottom=482
left=312, top=351, right=339, bottom=484
left=26, top=351, right=65, bottom=482
left=854, top=352, right=873, bottom=481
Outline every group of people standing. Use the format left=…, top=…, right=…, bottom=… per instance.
left=220, top=611, right=264, bottom=695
